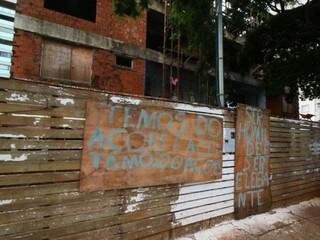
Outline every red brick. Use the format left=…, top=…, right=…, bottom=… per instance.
left=16, top=0, right=147, bottom=47
left=92, top=49, right=145, bottom=95
left=13, top=0, right=147, bottom=95
left=11, top=30, right=42, bottom=80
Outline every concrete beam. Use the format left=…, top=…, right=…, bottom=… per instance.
left=14, top=14, right=262, bottom=87
left=14, top=13, right=197, bottom=71
left=229, top=72, right=263, bottom=87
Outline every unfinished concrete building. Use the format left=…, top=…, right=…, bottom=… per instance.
left=0, top=0, right=297, bottom=117
left=8, top=0, right=265, bottom=106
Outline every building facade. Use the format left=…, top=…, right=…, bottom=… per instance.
left=300, top=98, right=320, bottom=121
left=0, top=0, right=301, bottom=117
left=8, top=0, right=269, bottom=106
left=12, top=0, right=148, bottom=95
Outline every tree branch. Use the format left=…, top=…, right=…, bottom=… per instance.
left=278, top=0, right=285, bottom=12
left=266, top=2, right=282, bottom=13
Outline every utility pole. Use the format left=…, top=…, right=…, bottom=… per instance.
left=215, top=0, right=224, bottom=107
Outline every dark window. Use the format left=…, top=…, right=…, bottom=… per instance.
left=116, top=56, right=133, bottom=69
left=147, top=10, right=164, bottom=51
left=41, top=41, right=93, bottom=84
left=44, top=0, right=97, bottom=22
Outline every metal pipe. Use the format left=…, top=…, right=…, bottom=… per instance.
left=162, top=0, right=168, bottom=97
left=215, top=0, right=224, bottom=107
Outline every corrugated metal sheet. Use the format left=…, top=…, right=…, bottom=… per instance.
left=0, top=0, right=16, bottom=78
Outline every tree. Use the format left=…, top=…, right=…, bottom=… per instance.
left=113, top=0, right=320, bottom=100
left=241, top=0, right=320, bottom=100
left=113, top=0, right=149, bottom=17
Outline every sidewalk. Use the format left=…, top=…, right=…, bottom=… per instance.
left=176, top=198, right=320, bottom=240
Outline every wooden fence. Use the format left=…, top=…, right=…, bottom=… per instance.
left=0, top=78, right=235, bottom=240
left=269, top=117, right=320, bottom=207
left=1, top=78, right=320, bottom=239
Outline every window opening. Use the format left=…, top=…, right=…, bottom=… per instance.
left=116, top=55, right=133, bottom=69
left=44, top=0, right=97, bottom=22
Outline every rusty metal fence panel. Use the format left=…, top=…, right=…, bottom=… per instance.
left=0, top=78, right=235, bottom=240
left=269, top=117, right=320, bottom=207
left=235, top=104, right=271, bottom=219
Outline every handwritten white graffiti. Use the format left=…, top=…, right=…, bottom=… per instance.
left=236, top=106, right=270, bottom=209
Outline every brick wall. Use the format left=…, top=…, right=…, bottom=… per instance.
left=12, top=0, right=146, bottom=95
left=16, top=0, right=147, bottom=47
left=12, top=30, right=145, bottom=95
left=12, top=30, right=42, bottom=81
left=92, top=49, right=145, bottom=95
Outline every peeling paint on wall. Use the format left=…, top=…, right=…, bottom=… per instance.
left=0, top=134, right=26, bottom=138
left=125, top=192, right=146, bottom=213
left=6, top=93, right=30, bottom=102
left=57, top=97, right=75, bottom=106
left=110, top=96, right=141, bottom=105
left=0, top=153, right=29, bottom=161
left=0, top=199, right=14, bottom=206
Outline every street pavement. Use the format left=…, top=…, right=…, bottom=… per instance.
left=176, top=198, right=320, bottom=240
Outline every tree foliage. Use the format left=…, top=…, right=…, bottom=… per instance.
left=225, top=0, right=302, bottom=37
left=113, top=0, right=320, bottom=99
left=242, top=0, right=320, bottom=99
left=113, top=0, right=149, bottom=17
